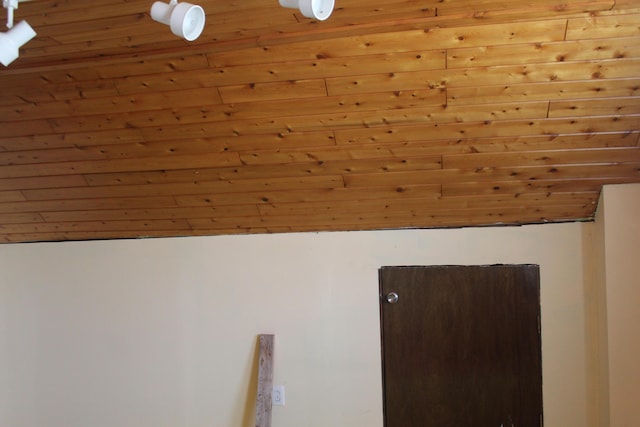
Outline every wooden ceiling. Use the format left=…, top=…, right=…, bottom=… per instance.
left=0, top=0, right=639, bottom=243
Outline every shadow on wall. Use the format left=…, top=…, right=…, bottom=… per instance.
left=581, top=220, right=610, bottom=427
left=241, top=336, right=261, bottom=427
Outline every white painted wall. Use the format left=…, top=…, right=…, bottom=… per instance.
left=583, top=194, right=610, bottom=427
left=599, top=183, right=640, bottom=427
left=0, top=222, right=591, bottom=427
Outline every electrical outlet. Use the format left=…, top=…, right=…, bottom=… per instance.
left=272, top=385, right=285, bottom=406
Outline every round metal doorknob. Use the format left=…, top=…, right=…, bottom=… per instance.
left=386, top=292, right=399, bottom=304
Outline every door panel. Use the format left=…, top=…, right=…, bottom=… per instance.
left=379, top=265, right=542, bottom=427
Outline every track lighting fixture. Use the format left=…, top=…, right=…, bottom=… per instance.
left=2, top=0, right=333, bottom=66
left=0, top=0, right=36, bottom=66
left=278, top=0, right=334, bottom=21
left=150, top=0, right=205, bottom=42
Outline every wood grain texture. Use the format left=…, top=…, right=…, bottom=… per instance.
left=379, top=265, right=542, bottom=426
left=255, top=334, right=275, bottom=427
left=0, top=0, right=638, bottom=242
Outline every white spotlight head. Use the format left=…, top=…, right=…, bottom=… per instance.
left=279, top=0, right=334, bottom=21
left=0, top=20, right=36, bottom=66
left=150, top=0, right=205, bottom=41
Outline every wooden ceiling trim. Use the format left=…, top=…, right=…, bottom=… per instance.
left=40, top=204, right=262, bottom=223
left=0, top=175, right=87, bottom=191
left=447, top=36, right=640, bottom=69
left=342, top=162, right=640, bottom=191
left=80, top=160, right=391, bottom=188
left=455, top=163, right=637, bottom=184
left=3, top=89, right=447, bottom=136
left=37, top=67, right=105, bottom=84
left=55, top=54, right=638, bottom=110
left=434, top=0, right=613, bottom=16
left=62, top=139, right=638, bottom=191
left=173, top=185, right=442, bottom=207
left=236, top=155, right=438, bottom=179
left=0, top=196, right=604, bottom=242
left=442, top=147, right=640, bottom=169
left=548, top=96, right=640, bottom=117
left=1, top=138, right=245, bottom=167
left=236, top=146, right=443, bottom=167
left=0, top=230, right=180, bottom=244
left=99, top=55, right=211, bottom=79
left=248, top=203, right=596, bottom=231
left=65, top=147, right=639, bottom=191
left=35, top=15, right=155, bottom=44
left=20, top=175, right=346, bottom=201
left=336, top=132, right=640, bottom=155
left=218, top=79, right=327, bottom=103
left=195, top=215, right=515, bottom=235
left=459, top=192, right=600, bottom=208
left=254, top=196, right=596, bottom=221
left=0, top=219, right=194, bottom=235
left=70, top=133, right=637, bottom=189
left=0, top=67, right=101, bottom=89
left=0, top=191, right=27, bottom=203
left=211, top=20, right=569, bottom=68
left=49, top=81, right=121, bottom=103
left=442, top=177, right=640, bottom=197
left=112, top=69, right=220, bottom=94
left=207, top=6, right=305, bottom=30
left=5, top=118, right=635, bottom=169
left=238, top=155, right=443, bottom=177
left=217, top=90, right=446, bottom=121
left=566, top=12, right=640, bottom=40
left=204, top=50, right=448, bottom=89
left=334, top=115, right=640, bottom=145
left=63, top=86, right=222, bottom=116
left=331, top=0, right=438, bottom=17
left=83, top=169, right=212, bottom=187
left=327, top=59, right=640, bottom=97
left=519, top=164, right=640, bottom=181
left=0, top=196, right=180, bottom=214
left=120, top=100, right=544, bottom=138
left=614, top=0, right=638, bottom=8
left=0, top=152, right=242, bottom=179
left=448, top=78, right=640, bottom=105
left=121, top=106, right=416, bottom=139
left=3, top=110, right=128, bottom=135
left=474, top=132, right=639, bottom=151
left=45, top=132, right=335, bottom=161
left=0, top=129, right=147, bottom=152
left=0, top=212, right=44, bottom=224
left=6, top=132, right=632, bottom=174
left=20, top=1, right=150, bottom=24
left=0, top=120, right=55, bottom=138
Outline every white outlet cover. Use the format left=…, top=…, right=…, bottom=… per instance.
left=272, top=385, right=285, bottom=406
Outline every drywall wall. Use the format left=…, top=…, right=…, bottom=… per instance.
left=0, top=222, right=589, bottom=427
left=600, top=183, right=640, bottom=427
left=583, top=193, right=610, bottom=427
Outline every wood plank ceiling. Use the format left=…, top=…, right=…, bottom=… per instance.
left=0, top=0, right=639, bottom=243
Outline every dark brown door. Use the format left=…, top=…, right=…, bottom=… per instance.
left=379, top=265, right=542, bottom=427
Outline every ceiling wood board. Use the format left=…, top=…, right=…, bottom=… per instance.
left=0, top=0, right=639, bottom=243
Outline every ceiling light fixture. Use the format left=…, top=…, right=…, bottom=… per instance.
left=0, top=0, right=36, bottom=66
left=278, top=0, right=334, bottom=21
left=150, top=0, right=205, bottom=42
